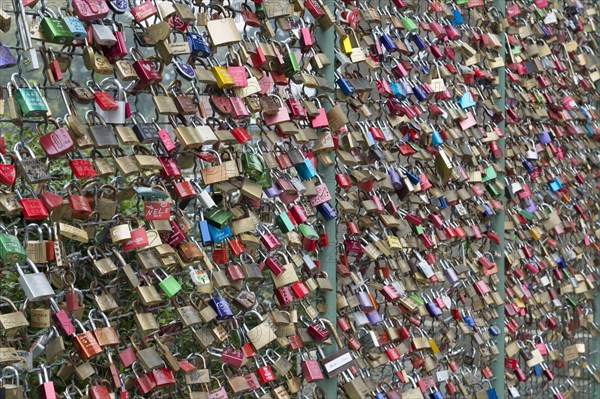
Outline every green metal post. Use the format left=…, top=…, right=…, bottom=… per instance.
left=593, top=76, right=600, bottom=399
left=316, top=1, right=337, bottom=398
left=491, top=0, right=507, bottom=397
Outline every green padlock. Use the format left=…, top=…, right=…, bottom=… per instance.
left=241, top=150, right=264, bottom=181
left=204, top=207, right=234, bottom=230
left=154, top=269, right=182, bottom=298
left=274, top=204, right=295, bottom=233
left=283, top=41, right=300, bottom=77
left=11, top=74, right=48, bottom=117
left=257, top=169, right=272, bottom=189
left=518, top=209, right=534, bottom=221
left=0, top=230, right=27, bottom=265
left=400, top=15, right=417, bottom=31
left=414, top=224, right=425, bottom=235
left=485, top=182, right=500, bottom=197
left=298, top=223, right=318, bottom=240
left=39, top=7, right=73, bottom=44
left=410, top=294, right=424, bottom=306
left=481, top=164, right=497, bottom=182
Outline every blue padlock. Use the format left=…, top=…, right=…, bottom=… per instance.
left=374, top=392, right=386, bottom=399
left=187, top=30, right=211, bottom=58
left=533, top=364, right=542, bottom=376
left=459, top=89, right=475, bottom=109
left=451, top=9, right=463, bottom=25
left=380, top=31, right=398, bottom=52
left=484, top=381, right=498, bottom=399
left=390, top=81, right=402, bottom=98
left=437, top=197, right=448, bottom=210
left=405, top=168, right=421, bottom=185
left=295, top=158, right=317, bottom=181
left=488, top=324, right=501, bottom=336
left=481, top=204, right=495, bottom=218
left=336, top=74, right=355, bottom=96
left=59, top=9, right=87, bottom=40
left=521, top=158, right=535, bottom=174
left=425, top=300, right=442, bottom=318
left=463, top=312, right=475, bottom=327
left=410, top=33, right=427, bottom=51
left=174, top=60, right=195, bottom=81
left=555, top=256, right=567, bottom=269
left=411, top=83, right=427, bottom=102
left=208, top=224, right=232, bottom=243
left=394, top=81, right=408, bottom=100
left=316, top=202, right=337, bottom=221
left=209, top=295, right=234, bottom=319
left=198, top=214, right=213, bottom=246
left=429, top=388, right=445, bottom=399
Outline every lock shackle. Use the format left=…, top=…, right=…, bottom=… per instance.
left=85, top=110, right=108, bottom=126
left=13, top=142, right=37, bottom=161
left=23, top=223, right=44, bottom=247
left=100, top=77, right=123, bottom=93
left=11, top=73, right=32, bottom=88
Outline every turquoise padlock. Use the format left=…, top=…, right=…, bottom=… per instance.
left=431, top=129, right=444, bottom=146
left=548, top=177, right=562, bottom=192
left=295, top=158, right=317, bottom=181
left=459, top=88, right=475, bottom=109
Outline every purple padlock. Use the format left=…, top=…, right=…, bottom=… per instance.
left=263, top=182, right=282, bottom=198
left=388, top=167, right=402, bottom=190
left=524, top=197, right=537, bottom=213
left=536, top=129, right=552, bottom=144
left=366, top=309, right=383, bottom=325
left=356, top=291, right=373, bottom=311
left=443, top=265, right=459, bottom=284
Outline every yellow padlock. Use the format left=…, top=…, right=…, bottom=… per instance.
left=339, top=36, right=353, bottom=54
left=211, top=65, right=234, bottom=89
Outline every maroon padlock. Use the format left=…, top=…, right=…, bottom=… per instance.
left=306, top=320, right=330, bottom=342
left=264, top=254, right=285, bottom=276
left=275, top=286, right=295, bottom=306
left=151, top=367, right=176, bottom=387
left=133, top=363, right=156, bottom=395
left=39, top=119, right=74, bottom=159
left=300, top=350, right=324, bottom=382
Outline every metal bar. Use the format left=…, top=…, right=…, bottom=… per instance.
left=491, top=0, right=507, bottom=397
left=315, top=1, right=337, bottom=397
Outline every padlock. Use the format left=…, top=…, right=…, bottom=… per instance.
left=39, top=7, right=73, bottom=44
left=71, top=319, right=103, bottom=360
left=37, top=364, right=56, bottom=399
left=11, top=73, right=48, bottom=116
left=16, top=258, right=54, bottom=301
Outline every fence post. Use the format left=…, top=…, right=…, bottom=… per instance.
left=315, top=1, right=338, bottom=397
left=491, top=0, right=507, bottom=397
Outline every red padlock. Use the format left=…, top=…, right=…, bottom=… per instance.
left=88, top=81, right=118, bottom=111
left=67, top=185, right=93, bottom=219
left=133, top=363, right=156, bottom=395
left=151, top=367, right=176, bottom=387
left=38, top=119, right=74, bottom=159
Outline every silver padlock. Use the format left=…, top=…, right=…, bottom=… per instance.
left=95, top=77, right=126, bottom=124
left=16, top=258, right=55, bottom=301
left=91, top=19, right=117, bottom=46
left=192, top=181, right=216, bottom=208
